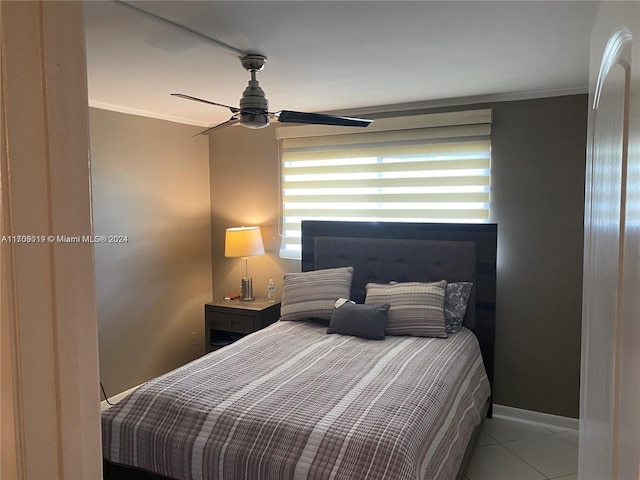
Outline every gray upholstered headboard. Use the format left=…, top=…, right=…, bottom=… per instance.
left=312, top=236, right=477, bottom=328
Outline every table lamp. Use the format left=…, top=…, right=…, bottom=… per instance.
left=225, top=226, right=265, bottom=301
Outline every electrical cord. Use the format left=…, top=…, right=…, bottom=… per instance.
left=100, top=382, right=113, bottom=406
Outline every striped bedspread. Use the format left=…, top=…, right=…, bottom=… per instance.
left=102, top=321, right=490, bottom=480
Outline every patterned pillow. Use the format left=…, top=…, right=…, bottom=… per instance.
left=444, top=282, right=473, bottom=334
left=364, top=281, right=448, bottom=338
left=280, top=266, right=354, bottom=321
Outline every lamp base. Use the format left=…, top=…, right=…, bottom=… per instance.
left=240, top=278, right=254, bottom=301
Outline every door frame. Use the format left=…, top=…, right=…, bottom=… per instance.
left=1, top=2, right=102, bottom=478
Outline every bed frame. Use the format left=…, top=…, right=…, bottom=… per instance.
left=301, top=220, right=497, bottom=480
left=104, top=220, right=497, bottom=480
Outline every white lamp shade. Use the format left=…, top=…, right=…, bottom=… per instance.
left=225, top=226, right=265, bottom=258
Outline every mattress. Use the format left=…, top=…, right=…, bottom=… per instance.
left=102, top=320, right=490, bottom=480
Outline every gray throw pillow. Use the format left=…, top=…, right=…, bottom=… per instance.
left=327, top=302, right=390, bottom=340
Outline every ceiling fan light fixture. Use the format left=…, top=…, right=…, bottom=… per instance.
left=240, top=112, right=270, bottom=129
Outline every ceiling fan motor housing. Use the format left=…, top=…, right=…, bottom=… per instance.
left=239, top=54, right=270, bottom=128
left=239, top=76, right=269, bottom=128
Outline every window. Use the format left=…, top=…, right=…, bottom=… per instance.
left=276, top=109, right=492, bottom=259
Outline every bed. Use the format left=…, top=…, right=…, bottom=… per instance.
left=102, top=220, right=497, bottom=480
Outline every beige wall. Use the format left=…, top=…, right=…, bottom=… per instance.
left=90, top=108, right=212, bottom=396
left=208, top=95, right=587, bottom=418
left=209, top=124, right=297, bottom=300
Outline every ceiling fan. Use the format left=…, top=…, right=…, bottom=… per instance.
left=171, top=54, right=373, bottom=135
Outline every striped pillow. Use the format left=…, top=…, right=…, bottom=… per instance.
left=280, top=266, right=354, bottom=321
left=364, top=281, right=448, bottom=337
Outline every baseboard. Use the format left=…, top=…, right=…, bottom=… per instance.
left=100, top=384, right=142, bottom=412
left=493, top=404, right=579, bottom=431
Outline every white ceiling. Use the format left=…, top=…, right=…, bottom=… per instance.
left=84, top=1, right=599, bottom=128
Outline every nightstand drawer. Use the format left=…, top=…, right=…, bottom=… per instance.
left=205, top=300, right=281, bottom=353
left=209, top=312, right=254, bottom=334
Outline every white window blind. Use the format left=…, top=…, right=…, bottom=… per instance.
left=276, top=109, right=492, bottom=259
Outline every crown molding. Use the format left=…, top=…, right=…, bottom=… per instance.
left=328, top=87, right=589, bottom=118
left=88, top=100, right=209, bottom=127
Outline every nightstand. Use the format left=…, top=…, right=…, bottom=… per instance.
left=205, top=299, right=281, bottom=353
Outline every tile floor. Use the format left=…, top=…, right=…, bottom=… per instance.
left=466, top=415, right=579, bottom=480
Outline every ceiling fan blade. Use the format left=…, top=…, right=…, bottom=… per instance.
left=194, top=117, right=240, bottom=136
left=172, top=93, right=240, bottom=113
left=275, top=110, right=373, bottom=127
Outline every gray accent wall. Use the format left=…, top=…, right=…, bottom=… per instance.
left=209, top=94, right=587, bottom=418
left=490, top=96, right=586, bottom=418
left=90, top=108, right=212, bottom=396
